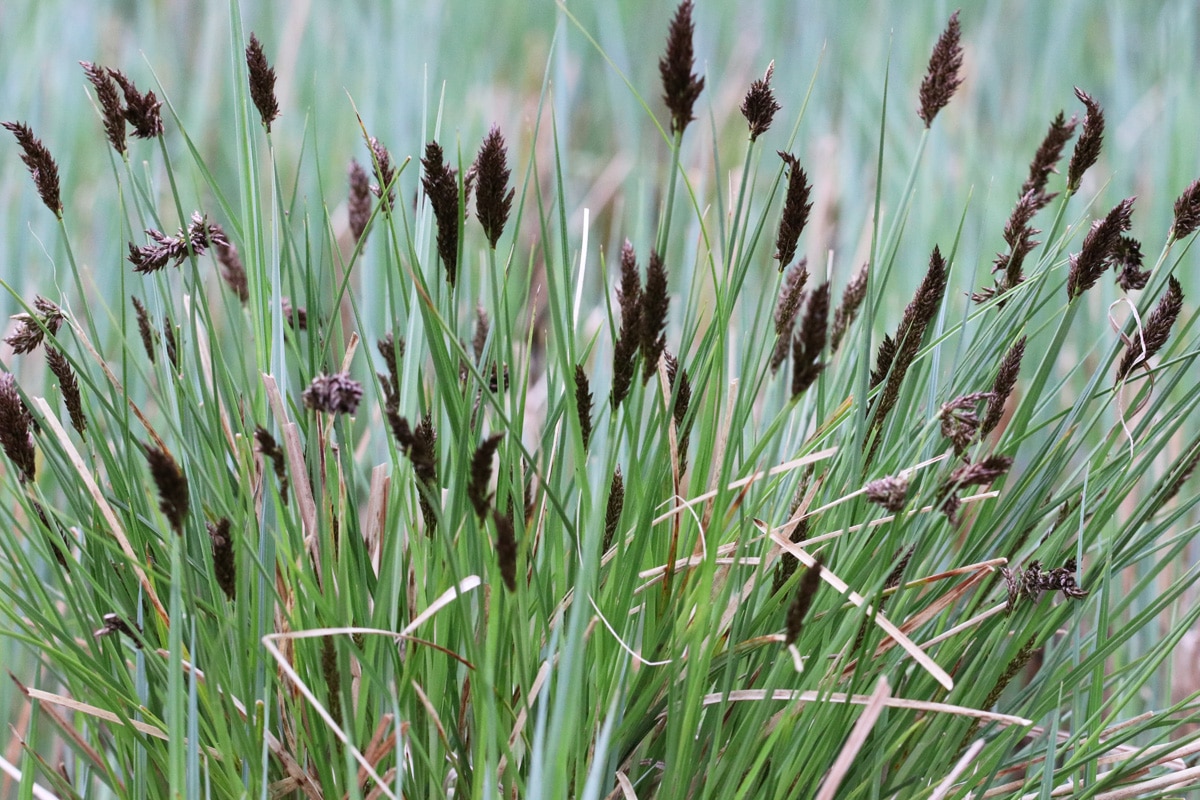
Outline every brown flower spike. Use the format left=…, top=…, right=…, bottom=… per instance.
left=128, top=212, right=229, bottom=274
left=774, top=152, right=812, bottom=270
left=107, top=69, right=163, bottom=139
left=245, top=33, right=280, bottom=133
left=1021, top=111, right=1077, bottom=204
left=741, top=61, right=781, bottom=141
left=80, top=61, right=127, bottom=155
left=206, top=518, right=236, bottom=601
left=791, top=282, right=830, bottom=399
left=142, top=443, right=189, bottom=535
left=784, top=558, right=822, bottom=646
left=982, top=336, right=1026, bottom=438
left=468, top=433, right=504, bottom=518
left=366, top=137, right=396, bottom=213
left=1116, top=276, right=1183, bottom=382
left=1066, top=88, right=1104, bottom=193
left=603, top=467, right=625, bottom=553
left=770, top=260, right=809, bottom=373
left=917, top=10, right=964, bottom=127
left=473, top=125, right=515, bottom=249
left=422, top=140, right=464, bottom=286
left=1066, top=197, right=1134, bottom=300
left=6, top=296, right=64, bottom=355
left=0, top=373, right=36, bottom=483
left=302, top=372, right=364, bottom=415
left=612, top=240, right=643, bottom=409
left=213, top=226, right=249, bottom=304
left=1171, top=178, right=1200, bottom=240
left=659, top=0, right=705, bottom=135
left=574, top=364, right=593, bottom=451
left=46, top=347, right=87, bottom=437
left=3, top=121, right=62, bottom=217
left=831, top=264, right=868, bottom=353
left=640, top=250, right=670, bottom=383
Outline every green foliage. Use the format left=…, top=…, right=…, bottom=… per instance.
left=2, top=2, right=1200, bottom=798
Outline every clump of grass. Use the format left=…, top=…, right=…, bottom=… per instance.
left=2, top=5, right=1200, bottom=800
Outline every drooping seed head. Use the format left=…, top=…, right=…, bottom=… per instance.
left=80, top=61, right=126, bottom=155
left=917, top=10, right=964, bottom=127
left=1066, top=87, right=1104, bottom=193
left=1116, top=275, right=1183, bottom=382
left=1171, top=177, right=1200, bottom=241
left=107, top=69, right=163, bottom=139
left=3, top=121, right=62, bottom=217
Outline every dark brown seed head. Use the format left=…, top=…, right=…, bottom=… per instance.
left=128, top=212, right=228, bottom=274
left=574, top=364, right=593, bottom=451
left=206, top=517, right=236, bottom=601
left=254, top=425, right=289, bottom=505
left=784, top=557, right=822, bottom=646
left=1171, top=178, right=1200, bottom=241
left=46, top=347, right=86, bottom=437
left=884, top=546, right=915, bottom=589
left=665, top=350, right=692, bottom=471
left=80, top=61, right=126, bottom=155
left=603, top=466, right=625, bottom=553
left=1066, top=197, right=1134, bottom=300
left=473, top=125, right=515, bottom=248
left=3, top=121, right=62, bottom=217
left=939, top=391, right=992, bottom=457
left=990, top=190, right=1043, bottom=297
left=659, top=0, right=705, bottom=135
left=163, top=315, right=179, bottom=369
left=947, top=454, right=1012, bottom=487
left=870, top=334, right=896, bottom=390
left=492, top=509, right=518, bottom=592
left=0, top=373, right=36, bottom=484
left=413, top=414, right=439, bottom=533
left=93, top=613, right=142, bottom=648
left=1116, top=275, right=1183, bottom=382
left=1021, top=111, right=1076, bottom=202
left=917, top=10, right=964, bottom=127
left=245, top=33, right=280, bottom=133
left=831, top=263, right=868, bottom=354
left=107, top=69, right=163, bottom=139
left=770, top=260, right=809, bottom=373
left=468, top=433, right=504, bottom=518
left=142, top=443, right=189, bottom=534
left=1113, top=235, right=1148, bottom=292
left=376, top=332, right=403, bottom=409
left=422, top=140, right=463, bottom=287
left=774, top=152, right=812, bottom=270
left=348, top=159, right=372, bottom=245
left=366, top=136, right=396, bottom=213
left=612, top=240, right=643, bottom=409
left=212, top=225, right=249, bottom=304
left=302, top=372, right=363, bottom=415
left=741, top=61, right=781, bottom=142
left=982, top=336, right=1026, bottom=438
left=131, top=296, right=158, bottom=363
left=473, top=305, right=490, bottom=362
left=281, top=298, right=308, bottom=330
left=791, top=281, right=830, bottom=399
left=1066, top=87, right=1104, bottom=193
left=865, top=474, right=909, bottom=513
left=640, top=249, right=670, bottom=383
left=6, top=296, right=64, bottom=355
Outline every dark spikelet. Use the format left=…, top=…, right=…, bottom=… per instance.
left=947, top=454, right=1012, bottom=487
left=791, top=281, right=830, bottom=399
left=1021, top=111, right=1076, bottom=201
left=6, top=296, right=64, bottom=355
left=640, top=249, right=670, bottom=383
left=865, top=474, right=908, bottom=513
left=32, top=500, right=70, bottom=570
left=46, top=347, right=86, bottom=437
left=245, top=33, right=280, bottom=133
left=413, top=414, right=439, bottom=534
left=492, top=509, right=518, bottom=592
left=206, top=518, right=236, bottom=601
left=980, top=636, right=1036, bottom=714
left=128, top=212, right=229, bottom=274
left=658, top=0, right=705, bottom=135
left=348, top=159, right=372, bottom=246
left=3, top=121, right=62, bottom=217
left=468, top=433, right=504, bottom=518
left=1114, top=236, right=1149, bottom=292
left=163, top=315, right=178, bottom=370
left=1162, top=438, right=1200, bottom=506
left=783, top=557, right=822, bottom=646
left=377, top=332, right=404, bottom=409
left=212, top=226, right=249, bottom=304
left=422, top=140, right=463, bottom=287
left=774, top=152, right=812, bottom=270
left=0, top=374, right=36, bottom=483
left=917, top=10, right=964, bottom=127
left=986, top=190, right=1043, bottom=299
left=612, top=240, right=643, bottom=409
left=1066, top=87, right=1104, bottom=193
left=1116, top=276, right=1184, bottom=382
left=770, top=260, right=809, bottom=373
left=831, top=264, right=868, bottom=354
left=366, top=137, right=396, bottom=213
left=982, top=336, right=1026, bottom=437
left=142, top=443, right=189, bottom=534
left=80, top=61, right=126, bottom=155
left=741, top=61, right=781, bottom=141
left=302, top=372, right=363, bottom=415
left=773, top=476, right=813, bottom=593
left=131, top=296, right=158, bottom=363
left=473, top=305, right=490, bottom=361
left=665, top=351, right=692, bottom=471
left=574, top=364, right=593, bottom=451
left=603, top=466, right=625, bottom=553
left=473, top=125, right=515, bottom=248
left=939, top=392, right=992, bottom=457
left=1172, top=178, right=1200, bottom=240
left=870, top=334, right=896, bottom=389
left=884, top=546, right=915, bottom=589
left=321, top=637, right=342, bottom=726
left=281, top=298, right=308, bottom=330
left=1066, top=197, right=1135, bottom=300
left=93, top=613, right=142, bottom=648
left=873, top=246, right=948, bottom=429
left=254, top=426, right=289, bottom=505
left=107, top=69, right=163, bottom=139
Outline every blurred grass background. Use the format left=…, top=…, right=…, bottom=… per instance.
left=2, top=0, right=1199, bottom=789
